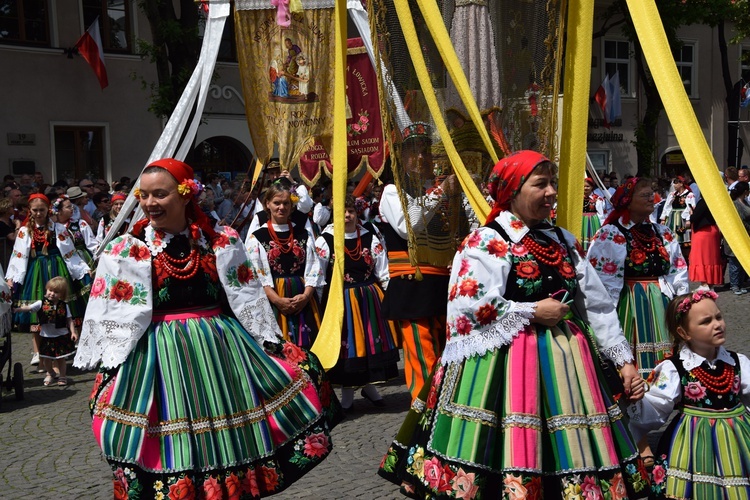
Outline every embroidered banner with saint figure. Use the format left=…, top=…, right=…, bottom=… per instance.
left=235, top=0, right=335, bottom=173
left=298, top=37, right=387, bottom=186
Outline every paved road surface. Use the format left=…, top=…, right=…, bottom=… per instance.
left=1, top=286, right=748, bottom=499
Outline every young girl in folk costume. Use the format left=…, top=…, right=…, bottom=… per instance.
left=5, top=193, right=90, bottom=366
left=96, top=192, right=128, bottom=241
left=313, top=195, right=399, bottom=411
left=379, top=151, right=649, bottom=499
left=15, top=277, right=76, bottom=386
left=659, top=176, right=695, bottom=262
left=628, top=290, right=750, bottom=499
left=51, top=195, right=99, bottom=272
left=582, top=177, right=606, bottom=252
left=246, top=180, right=323, bottom=348
left=74, top=159, right=340, bottom=498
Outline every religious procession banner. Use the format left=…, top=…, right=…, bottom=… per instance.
left=234, top=0, right=335, bottom=173
left=298, top=37, right=387, bottom=186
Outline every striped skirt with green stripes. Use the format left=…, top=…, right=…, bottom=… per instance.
left=325, top=280, right=400, bottom=388
left=582, top=212, right=602, bottom=253
left=379, top=318, right=649, bottom=499
left=656, top=404, right=750, bottom=499
left=272, top=275, right=321, bottom=348
left=90, top=312, right=341, bottom=499
left=618, top=279, right=671, bottom=375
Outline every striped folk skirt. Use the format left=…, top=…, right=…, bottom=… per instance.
left=618, top=278, right=670, bottom=375
left=12, top=249, right=90, bottom=332
left=272, top=275, right=322, bottom=349
left=654, top=404, right=750, bottom=499
left=379, top=318, right=649, bottom=499
left=89, top=310, right=341, bottom=499
left=582, top=212, right=602, bottom=253
left=665, top=207, right=690, bottom=245
left=326, top=281, right=400, bottom=387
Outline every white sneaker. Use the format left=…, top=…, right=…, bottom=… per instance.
left=30, top=352, right=39, bottom=366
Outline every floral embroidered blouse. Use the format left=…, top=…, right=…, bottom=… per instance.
left=312, top=224, right=389, bottom=290
left=583, top=194, right=606, bottom=223
left=586, top=217, right=689, bottom=305
left=65, top=219, right=99, bottom=255
left=660, top=189, right=695, bottom=222
left=627, top=345, right=750, bottom=443
left=74, top=225, right=282, bottom=370
left=442, top=210, right=633, bottom=367
left=246, top=222, right=323, bottom=288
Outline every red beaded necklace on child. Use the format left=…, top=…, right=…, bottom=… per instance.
left=691, top=363, right=734, bottom=395
left=344, top=227, right=363, bottom=261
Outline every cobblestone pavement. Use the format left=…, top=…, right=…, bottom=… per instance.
left=1, top=286, right=749, bottom=499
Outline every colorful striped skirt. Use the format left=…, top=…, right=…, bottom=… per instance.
left=326, top=281, right=400, bottom=387
left=618, top=278, right=670, bottom=375
left=379, top=318, right=649, bottom=499
left=89, top=309, right=341, bottom=499
left=582, top=212, right=602, bottom=253
left=12, top=249, right=90, bottom=332
left=665, top=207, right=690, bottom=245
left=653, top=404, right=750, bottom=499
left=272, top=275, right=321, bottom=348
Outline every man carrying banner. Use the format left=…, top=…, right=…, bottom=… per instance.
left=378, top=123, right=463, bottom=401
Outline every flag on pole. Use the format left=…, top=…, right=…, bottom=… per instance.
left=594, top=73, right=610, bottom=127
left=608, top=71, right=622, bottom=122
left=75, top=16, right=108, bottom=89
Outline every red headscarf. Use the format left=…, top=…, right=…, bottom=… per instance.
left=485, top=150, right=551, bottom=224
left=110, top=192, right=127, bottom=203
left=28, top=193, right=50, bottom=206
left=603, top=176, right=641, bottom=226
left=132, top=158, right=216, bottom=241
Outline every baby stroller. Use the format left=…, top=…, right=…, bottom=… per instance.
left=0, top=310, right=23, bottom=407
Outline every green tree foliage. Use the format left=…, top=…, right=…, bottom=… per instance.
left=597, top=0, right=745, bottom=175
left=134, top=0, right=202, bottom=118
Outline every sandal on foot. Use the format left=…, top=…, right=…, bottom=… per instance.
left=43, top=375, right=55, bottom=386
left=57, top=377, right=68, bottom=387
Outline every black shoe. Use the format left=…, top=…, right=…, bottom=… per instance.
left=361, top=388, right=385, bottom=407
left=341, top=401, right=354, bottom=414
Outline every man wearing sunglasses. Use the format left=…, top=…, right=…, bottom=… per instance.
left=78, top=179, right=97, bottom=217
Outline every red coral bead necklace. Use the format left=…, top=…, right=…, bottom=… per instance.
left=522, top=234, right=563, bottom=267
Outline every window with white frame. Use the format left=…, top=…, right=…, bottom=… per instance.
left=603, top=39, right=631, bottom=97
left=0, top=0, right=50, bottom=46
left=82, top=0, right=132, bottom=53
left=673, top=42, right=697, bottom=98
left=588, top=151, right=610, bottom=174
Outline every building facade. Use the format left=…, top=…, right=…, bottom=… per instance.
left=587, top=13, right=750, bottom=180
left=0, top=0, right=252, bottom=185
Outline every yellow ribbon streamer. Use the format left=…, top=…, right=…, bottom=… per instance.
left=557, top=0, right=594, bottom=237
left=311, top=1, right=347, bottom=369
left=626, top=0, right=750, bottom=274
left=393, top=1, right=490, bottom=223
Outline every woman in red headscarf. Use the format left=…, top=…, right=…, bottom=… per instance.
left=74, top=159, right=340, bottom=498
left=379, top=151, right=648, bottom=499
left=96, top=191, right=128, bottom=241
left=659, top=176, right=695, bottom=262
left=6, top=193, right=90, bottom=366
left=587, top=177, right=689, bottom=378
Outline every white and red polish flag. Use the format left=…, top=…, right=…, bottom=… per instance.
left=75, top=16, right=109, bottom=89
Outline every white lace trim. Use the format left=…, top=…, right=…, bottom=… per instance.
left=501, top=413, right=542, bottom=431
left=600, top=339, right=634, bottom=367
left=236, top=298, right=284, bottom=345
left=144, top=226, right=173, bottom=255
left=680, top=344, right=735, bottom=371
left=441, top=301, right=536, bottom=365
left=668, top=467, right=750, bottom=487
left=144, top=226, right=208, bottom=256
left=546, top=413, right=610, bottom=432
left=73, top=319, right=145, bottom=370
